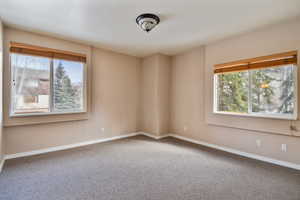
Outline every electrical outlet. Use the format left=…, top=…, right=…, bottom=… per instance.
left=281, top=144, right=287, bottom=152
left=290, top=125, right=297, bottom=131
left=256, top=139, right=261, bottom=147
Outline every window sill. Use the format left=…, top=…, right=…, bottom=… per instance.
left=4, top=110, right=89, bottom=127
left=9, top=110, right=87, bottom=118
left=213, top=111, right=297, bottom=120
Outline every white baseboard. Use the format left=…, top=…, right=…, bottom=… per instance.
left=3, top=132, right=169, bottom=161
left=2, top=132, right=299, bottom=172
left=168, top=134, right=300, bottom=171
left=0, top=158, right=5, bottom=173
left=139, top=132, right=171, bottom=140
left=4, top=132, right=140, bottom=160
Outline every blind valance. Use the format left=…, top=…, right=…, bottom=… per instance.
left=10, top=42, right=87, bottom=63
left=214, top=51, right=297, bottom=74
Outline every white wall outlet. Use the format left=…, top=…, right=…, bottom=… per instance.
left=256, top=139, right=261, bottom=147
left=281, top=144, right=287, bottom=152
left=101, top=128, right=105, bottom=132
left=183, top=126, right=188, bottom=132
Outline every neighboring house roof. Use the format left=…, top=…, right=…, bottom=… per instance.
left=15, top=67, right=50, bottom=95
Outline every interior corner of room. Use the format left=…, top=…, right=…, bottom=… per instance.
left=0, top=2, right=300, bottom=199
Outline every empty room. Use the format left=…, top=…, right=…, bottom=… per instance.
left=0, top=0, right=300, bottom=199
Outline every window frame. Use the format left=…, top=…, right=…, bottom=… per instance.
left=9, top=53, right=88, bottom=117
left=213, top=65, right=298, bottom=120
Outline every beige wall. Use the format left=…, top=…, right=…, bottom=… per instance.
left=140, top=54, right=171, bottom=136
left=0, top=20, right=3, bottom=162
left=170, top=19, right=300, bottom=164
left=3, top=27, right=141, bottom=155
left=157, top=55, right=171, bottom=135
left=140, top=55, right=157, bottom=135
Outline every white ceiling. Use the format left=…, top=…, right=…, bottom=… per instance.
left=0, top=0, right=300, bottom=57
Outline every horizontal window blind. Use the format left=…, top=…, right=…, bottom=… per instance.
left=10, top=42, right=87, bottom=63
left=214, top=51, right=297, bottom=74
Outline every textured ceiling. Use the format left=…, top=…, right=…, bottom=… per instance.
left=0, top=0, right=300, bottom=57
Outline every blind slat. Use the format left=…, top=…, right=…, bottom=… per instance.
left=10, top=42, right=87, bottom=63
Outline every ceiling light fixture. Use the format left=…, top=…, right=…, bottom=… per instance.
left=136, top=13, right=160, bottom=33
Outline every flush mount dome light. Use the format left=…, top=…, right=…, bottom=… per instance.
left=136, top=13, right=160, bottom=32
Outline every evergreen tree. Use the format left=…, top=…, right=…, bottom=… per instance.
left=54, top=62, right=79, bottom=110
left=54, top=62, right=65, bottom=109
left=278, top=66, right=294, bottom=113
left=217, top=66, right=294, bottom=115
left=62, top=76, right=77, bottom=108
left=251, top=69, right=275, bottom=112
left=218, top=72, right=248, bottom=113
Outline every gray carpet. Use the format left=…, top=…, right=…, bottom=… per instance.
left=0, top=135, right=299, bottom=200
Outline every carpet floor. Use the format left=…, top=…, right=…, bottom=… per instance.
left=0, top=135, right=299, bottom=200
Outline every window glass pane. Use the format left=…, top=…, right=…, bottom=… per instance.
left=11, top=53, right=50, bottom=114
left=216, top=71, right=248, bottom=113
left=53, top=59, right=84, bottom=112
left=250, top=65, right=295, bottom=115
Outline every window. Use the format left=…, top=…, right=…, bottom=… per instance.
left=214, top=51, right=298, bottom=119
left=10, top=42, right=86, bottom=116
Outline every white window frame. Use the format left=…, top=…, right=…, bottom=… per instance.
left=213, top=65, right=298, bottom=120
left=9, top=53, right=88, bottom=117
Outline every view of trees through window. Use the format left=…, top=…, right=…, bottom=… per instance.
left=53, top=60, right=84, bottom=112
left=216, top=65, right=296, bottom=116
left=217, top=71, right=248, bottom=113
left=11, top=53, right=85, bottom=115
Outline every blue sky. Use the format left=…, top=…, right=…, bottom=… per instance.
left=54, top=60, right=84, bottom=83
left=12, top=54, right=84, bottom=84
